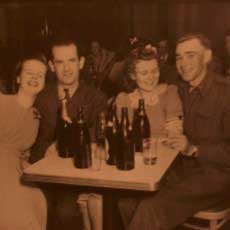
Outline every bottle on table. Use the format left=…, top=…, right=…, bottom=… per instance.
left=116, top=107, right=134, bottom=170
left=106, top=104, right=119, bottom=165
left=95, top=112, right=107, bottom=148
left=132, top=98, right=151, bottom=152
left=56, top=89, right=73, bottom=158
left=72, top=106, right=92, bottom=168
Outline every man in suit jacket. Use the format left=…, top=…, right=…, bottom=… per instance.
left=119, top=34, right=230, bottom=230
left=29, top=34, right=107, bottom=230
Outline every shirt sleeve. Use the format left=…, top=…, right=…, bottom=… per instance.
left=29, top=97, right=55, bottom=163
left=197, top=87, right=230, bottom=168
left=29, top=119, right=55, bottom=163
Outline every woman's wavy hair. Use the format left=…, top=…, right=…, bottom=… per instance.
left=122, top=44, right=158, bottom=93
left=13, top=50, right=47, bottom=92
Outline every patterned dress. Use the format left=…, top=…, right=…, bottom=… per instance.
left=0, top=93, right=46, bottom=230
left=116, top=84, right=183, bottom=136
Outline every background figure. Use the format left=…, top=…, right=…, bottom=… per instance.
left=83, top=40, right=115, bottom=97
left=0, top=51, right=47, bottom=230
left=29, top=33, right=107, bottom=230
left=157, top=37, right=180, bottom=85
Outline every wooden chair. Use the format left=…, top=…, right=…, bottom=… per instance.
left=183, top=206, right=230, bottom=230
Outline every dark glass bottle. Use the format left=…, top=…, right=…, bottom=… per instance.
left=116, top=107, right=134, bottom=170
left=72, top=106, right=92, bottom=168
left=132, top=99, right=151, bottom=152
left=56, top=95, right=72, bottom=158
left=106, top=104, right=119, bottom=165
left=95, top=112, right=106, bottom=148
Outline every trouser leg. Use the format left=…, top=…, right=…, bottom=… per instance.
left=129, top=166, right=230, bottom=230
left=118, top=197, right=140, bottom=230
left=55, top=189, right=82, bottom=230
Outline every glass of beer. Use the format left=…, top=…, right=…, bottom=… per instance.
left=142, top=137, right=158, bottom=165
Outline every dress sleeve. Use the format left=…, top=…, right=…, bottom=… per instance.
left=164, top=85, right=183, bottom=120
left=115, top=92, right=130, bottom=121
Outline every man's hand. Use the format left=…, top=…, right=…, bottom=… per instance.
left=167, top=134, right=188, bottom=152
left=167, top=134, right=198, bottom=157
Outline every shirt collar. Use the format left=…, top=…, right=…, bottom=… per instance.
left=180, top=71, right=214, bottom=97
left=58, top=82, right=79, bottom=100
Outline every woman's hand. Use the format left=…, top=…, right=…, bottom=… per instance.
left=167, top=134, right=198, bottom=157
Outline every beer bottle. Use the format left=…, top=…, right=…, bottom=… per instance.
left=95, top=112, right=106, bottom=148
left=116, top=107, right=134, bottom=170
left=132, top=99, right=150, bottom=152
left=72, top=106, right=92, bottom=168
left=56, top=89, right=72, bottom=158
left=106, top=104, right=119, bottom=165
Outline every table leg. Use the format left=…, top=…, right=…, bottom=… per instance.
left=103, top=190, right=123, bottom=230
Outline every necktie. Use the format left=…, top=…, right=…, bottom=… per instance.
left=63, top=88, right=70, bottom=102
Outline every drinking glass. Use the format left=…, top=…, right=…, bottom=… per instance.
left=142, top=137, right=158, bottom=165
left=91, top=142, right=107, bottom=171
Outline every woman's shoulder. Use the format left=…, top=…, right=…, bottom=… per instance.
left=0, top=93, right=17, bottom=111
left=158, top=84, right=178, bottom=97
left=0, top=92, right=15, bottom=103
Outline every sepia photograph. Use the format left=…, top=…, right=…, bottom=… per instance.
left=0, top=0, right=230, bottom=230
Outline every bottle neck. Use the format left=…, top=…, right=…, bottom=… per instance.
left=138, top=99, right=146, bottom=116
left=121, top=108, right=130, bottom=136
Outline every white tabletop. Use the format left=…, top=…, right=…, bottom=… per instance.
left=23, top=143, right=178, bottom=191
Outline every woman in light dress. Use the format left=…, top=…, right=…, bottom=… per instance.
left=116, top=44, right=183, bottom=137
left=0, top=52, right=47, bottom=230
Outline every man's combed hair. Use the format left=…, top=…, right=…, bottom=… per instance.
left=48, top=31, right=85, bottom=59
left=176, top=33, right=211, bottom=49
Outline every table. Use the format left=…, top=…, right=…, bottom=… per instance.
left=23, top=142, right=178, bottom=230
left=24, top=142, right=178, bottom=191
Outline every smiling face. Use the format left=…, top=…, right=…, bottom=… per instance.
left=132, top=59, right=160, bottom=92
left=176, top=38, right=210, bottom=86
left=49, top=43, right=84, bottom=87
left=17, top=59, right=47, bottom=96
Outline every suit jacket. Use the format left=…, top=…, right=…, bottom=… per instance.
left=29, top=81, right=107, bottom=163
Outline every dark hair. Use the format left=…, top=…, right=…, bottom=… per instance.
left=15, top=50, right=47, bottom=77
left=48, top=32, right=84, bottom=59
left=176, top=33, right=211, bottom=50
left=122, top=45, right=158, bottom=93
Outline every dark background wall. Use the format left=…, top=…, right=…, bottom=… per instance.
left=0, top=1, right=230, bottom=86
left=0, top=1, right=230, bottom=51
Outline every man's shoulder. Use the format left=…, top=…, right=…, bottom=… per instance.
left=35, top=82, right=58, bottom=108
left=211, top=72, right=230, bottom=86
left=210, top=72, right=230, bottom=103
